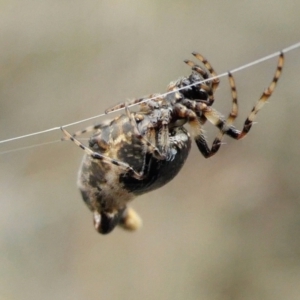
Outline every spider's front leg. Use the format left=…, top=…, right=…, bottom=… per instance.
left=105, top=93, right=161, bottom=114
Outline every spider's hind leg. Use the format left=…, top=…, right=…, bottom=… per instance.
left=205, top=52, right=284, bottom=142
left=198, top=52, right=284, bottom=157
left=60, top=127, right=144, bottom=180
left=61, top=124, right=102, bottom=141
left=233, top=52, right=284, bottom=139
left=105, top=94, right=161, bottom=114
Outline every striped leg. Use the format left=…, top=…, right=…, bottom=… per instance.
left=234, top=52, right=284, bottom=139
left=207, top=72, right=238, bottom=154
left=105, top=53, right=219, bottom=114
left=176, top=70, right=237, bottom=158
left=61, top=124, right=102, bottom=141
left=61, top=127, right=144, bottom=180
left=184, top=52, right=221, bottom=129
left=184, top=52, right=220, bottom=106
left=192, top=52, right=220, bottom=95
left=196, top=52, right=284, bottom=157
left=173, top=102, right=211, bottom=158
left=204, top=52, right=284, bottom=139
left=192, top=100, right=238, bottom=158
left=105, top=94, right=161, bottom=114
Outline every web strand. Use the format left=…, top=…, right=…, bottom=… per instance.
left=0, top=41, right=299, bottom=155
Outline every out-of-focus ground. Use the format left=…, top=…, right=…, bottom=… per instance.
left=0, top=1, right=300, bottom=300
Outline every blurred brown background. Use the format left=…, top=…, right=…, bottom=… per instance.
left=0, top=1, right=300, bottom=300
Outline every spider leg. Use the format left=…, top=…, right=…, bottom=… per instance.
left=195, top=52, right=284, bottom=157
left=156, top=108, right=173, bottom=158
left=184, top=52, right=219, bottom=108
left=184, top=60, right=210, bottom=79
left=105, top=94, right=161, bottom=114
left=234, top=52, right=284, bottom=139
left=192, top=118, right=217, bottom=158
left=204, top=52, right=284, bottom=139
left=207, top=71, right=238, bottom=153
left=192, top=52, right=220, bottom=93
left=187, top=101, right=236, bottom=158
left=61, top=124, right=102, bottom=141
left=60, top=115, right=126, bottom=141
left=60, top=127, right=144, bottom=180
left=183, top=60, right=215, bottom=106
left=174, top=103, right=211, bottom=157
left=124, top=103, right=167, bottom=160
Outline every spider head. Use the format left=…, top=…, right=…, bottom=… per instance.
left=175, top=73, right=211, bottom=101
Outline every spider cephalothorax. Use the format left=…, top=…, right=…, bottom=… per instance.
left=61, top=51, right=284, bottom=235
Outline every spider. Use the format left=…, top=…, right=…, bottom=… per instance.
left=61, top=51, right=284, bottom=235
